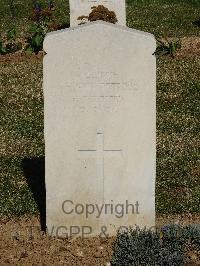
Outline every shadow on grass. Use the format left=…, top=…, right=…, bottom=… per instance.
left=22, top=157, right=46, bottom=232
left=50, top=22, right=70, bottom=31
left=55, top=22, right=70, bottom=30
left=193, top=20, right=200, bottom=27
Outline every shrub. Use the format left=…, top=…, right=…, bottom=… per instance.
left=111, top=224, right=200, bottom=266
left=25, top=1, right=55, bottom=54
left=29, top=1, right=55, bottom=24
left=78, top=5, right=118, bottom=25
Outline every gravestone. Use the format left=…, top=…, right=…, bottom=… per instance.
left=44, top=21, right=156, bottom=237
left=69, top=0, right=126, bottom=27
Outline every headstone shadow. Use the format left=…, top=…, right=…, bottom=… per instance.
left=54, top=22, right=70, bottom=30
left=22, top=157, right=46, bottom=232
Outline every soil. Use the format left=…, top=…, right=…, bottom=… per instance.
left=0, top=216, right=115, bottom=266
left=0, top=37, right=199, bottom=64
left=0, top=215, right=199, bottom=265
left=176, top=37, right=200, bottom=58
left=0, top=51, right=44, bottom=63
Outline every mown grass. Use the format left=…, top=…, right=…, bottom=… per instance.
left=0, top=62, right=44, bottom=216
left=0, top=0, right=200, bottom=37
left=127, top=1, right=200, bottom=37
left=156, top=57, right=200, bottom=214
left=0, top=55, right=199, bottom=217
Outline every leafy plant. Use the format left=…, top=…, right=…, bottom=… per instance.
left=30, top=1, right=55, bottom=24
left=154, top=38, right=181, bottom=58
left=25, top=23, right=47, bottom=54
left=25, top=1, right=56, bottom=54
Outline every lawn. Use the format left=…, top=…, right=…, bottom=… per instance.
left=0, top=1, right=200, bottom=218
left=0, top=0, right=200, bottom=37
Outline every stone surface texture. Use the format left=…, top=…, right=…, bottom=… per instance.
left=44, top=21, right=156, bottom=237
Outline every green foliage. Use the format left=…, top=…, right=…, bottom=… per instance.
left=111, top=225, right=200, bottom=266
left=0, top=41, right=7, bottom=55
left=25, top=23, right=47, bottom=54
left=7, top=27, right=17, bottom=41
left=0, top=27, right=22, bottom=55
left=0, top=0, right=199, bottom=38
left=154, top=38, right=182, bottom=58
left=30, top=3, right=55, bottom=24
left=25, top=3, right=56, bottom=54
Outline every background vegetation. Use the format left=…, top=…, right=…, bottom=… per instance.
left=0, top=0, right=200, bottom=37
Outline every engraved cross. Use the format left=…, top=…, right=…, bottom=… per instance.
left=78, top=132, right=122, bottom=201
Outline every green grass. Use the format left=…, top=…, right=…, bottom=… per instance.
left=0, top=0, right=200, bottom=38
left=0, top=62, right=44, bottom=216
left=156, top=57, right=200, bottom=214
left=0, top=56, right=199, bottom=217
left=127, top=2, right=200, bottom=37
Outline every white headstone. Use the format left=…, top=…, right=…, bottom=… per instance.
left=44, top=21, right=156, bottom=237
left=69, top=0, right=126, bottom=27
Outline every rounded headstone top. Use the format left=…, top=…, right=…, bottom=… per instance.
left=44, top=21, right=156, bottom=54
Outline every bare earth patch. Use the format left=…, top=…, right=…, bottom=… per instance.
left=0, top=216, right=115, bottom=265
left=157, top=213, right=200, bottom=227
left=176, top=37, right=200, bottom=58
left=0, top=51, right=44, bottom=63
left=0, top=215, right=199, bottom=265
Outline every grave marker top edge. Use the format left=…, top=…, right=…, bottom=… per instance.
left=43, top=21, right=156, bottom=53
